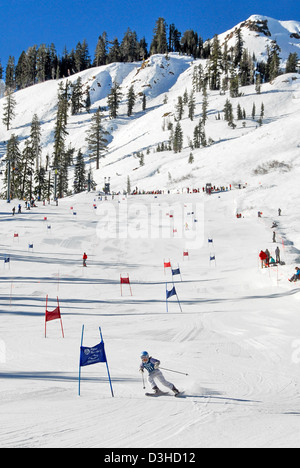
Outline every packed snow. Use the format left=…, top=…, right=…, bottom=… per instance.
left=0, top=15, right=300, bottom=448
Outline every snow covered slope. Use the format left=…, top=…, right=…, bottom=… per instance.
left=0, top=15, right=300, bottom=448
left=0, top=187, right=300, bottom=448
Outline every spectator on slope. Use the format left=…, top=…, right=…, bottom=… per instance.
left=259, top=250, right=267, bottom=268
left=83, top=252, right=88, bottom=267
left=275, top=246, right=281, bottom=264
left=265, top=249, right=271, bottom=267
left=288, top=267, right=300, bottom=283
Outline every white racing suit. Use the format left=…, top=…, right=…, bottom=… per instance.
left=140, top=357, right=174, bottom=391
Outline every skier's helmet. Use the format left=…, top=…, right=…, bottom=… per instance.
left=140, top=351, right=149, bottom=362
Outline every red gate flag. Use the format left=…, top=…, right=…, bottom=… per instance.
left=45, top=295, right=64, bottom=338
left=164, top=259, right=171, bottom=274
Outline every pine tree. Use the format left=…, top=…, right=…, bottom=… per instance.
left=202, top=83, right=208, bottom=124
left=73, top=149, right=86, bottom=193
left=233, top=29, right=244, bottom=67
left=20, top=139, right=35, bottom=199
left=85, top=89, right=91, bottom=113
left=255, top=74, right=262, bottom=94
left=223, top=99, right=234, bottom=125
left=267, top=41, right=281, bottom=81
left=142, top=93, right=146, bottom=111
left=30, top=114, right=42, bottom=171
left=127, top=85, right=136, bottom=116
left=150, top=18, right=168, bottom=55
left=229, top=67, right=240, bottom=98
left=5, top=134, right=21, bottom=199
left=5, top=56, right=15, bottom=90
left=94, top=33, right=108, bottom=66
left=188, top=90, right=196, bottom=121
left=34, top=166, right=48, bottom=200
left=120, top=28, right=139, bottom=62
left=71, top=76, right=84, bottom=115
left=175, top=96, right=184, bottom=121
left=36, top=44, right=50, bottom=83
left=138, top=37, right=148, bottom=60
left=53, top=81, right=70, bottom=196
left=286, top=53, right=298, bottom=73
left=108, top=38, right=121, bottom=63
left=127, top=175, right=131, bottom=194
left=15, top=51, right=29, bottom=89
left=168, top=24, right=181, bottom=52
left=239, top=49, right=254, bottom=86
left=85, top=108, right=109, bottom=169
left=74, top=40, right=91, bottom=72
left=193, top=119, right=206, bottom=148
left=173, top=122, right=183, bottom=153
left=209, top=35, right=222, bottom=90
left=107, top=81, right=122, bottom=118
left=2, top=88, right=16, bottom=130
left=180, top=30, right=199, bottom=57
left=237, top=103, right=243, bottom=120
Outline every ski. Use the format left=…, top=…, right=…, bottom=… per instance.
left=145, top=391, right=184, bottom=397
left=145, top=391, right=169, bottom=397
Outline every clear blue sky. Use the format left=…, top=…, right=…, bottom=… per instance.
left=0, top=0, right=299, bottom=68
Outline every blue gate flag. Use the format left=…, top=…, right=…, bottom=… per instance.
left=80, top=341, right=107, bottom=367
left=78, top=325, right=114, bottom=397
left=172, top=267, right=180, bottom=276
left=166, top=286, right=176, bottom=299
left=210, top=255, right=215, bottom=261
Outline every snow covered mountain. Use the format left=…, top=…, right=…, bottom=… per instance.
left=0, top=14, right=299, bottom=198
left=217, top=14, right=300, bottom=66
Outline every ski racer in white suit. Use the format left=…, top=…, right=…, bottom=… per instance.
left=139, top=351, right=179, bottom=395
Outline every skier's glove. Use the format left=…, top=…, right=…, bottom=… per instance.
left=139, top=368, right=144, bottom=373
left=154, top=362, right=160, bottom=369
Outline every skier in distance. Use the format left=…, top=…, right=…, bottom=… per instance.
left=139, top=351, right=179, bottom=396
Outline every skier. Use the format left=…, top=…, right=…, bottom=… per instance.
left=139, top=351, right=179, bottom=396
left=273, top=231, right=276, bottom=243
left=83, top=252, right=87, bottom=267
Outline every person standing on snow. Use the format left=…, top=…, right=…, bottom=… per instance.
left=83, top=252, right=88, bottom=267
left=275, top=246, right=281, bottom=264
left=259, top=250, right=267, bottom=268
left=139, top=351, right=179, bottom=395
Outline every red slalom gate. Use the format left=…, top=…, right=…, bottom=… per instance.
left=45, top=295, right=64, bottom=338
left=164, top=259, right=172, bottom=274
left=120, top=274, right=133, bottom=296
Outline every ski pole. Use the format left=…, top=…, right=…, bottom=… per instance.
left=141, top=371, right=146, bottom=389
left=160, top=367, right=189, bottom=376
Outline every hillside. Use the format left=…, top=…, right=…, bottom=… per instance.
left=0, top=15, right=299, bottom=198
